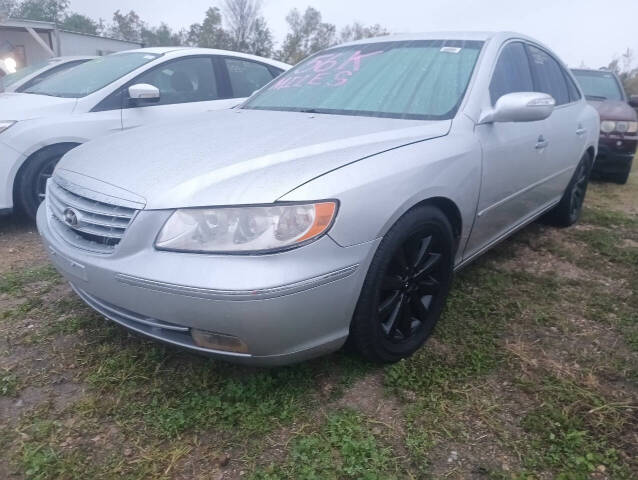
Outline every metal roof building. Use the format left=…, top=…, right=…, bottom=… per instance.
left=0, top=18, right=143, bottom=68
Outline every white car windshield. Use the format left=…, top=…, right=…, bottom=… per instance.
left=243, top=39, right=483, bottom=120
left=23, top=52, right=160, bottom=98
left=1, top=59, right=53, bottom=89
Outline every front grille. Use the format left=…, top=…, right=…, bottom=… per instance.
left=47, top=178, right=138, bottom=254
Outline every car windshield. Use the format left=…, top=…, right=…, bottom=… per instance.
left=243, top=39, right=483, bottom=120
left=571, top=69, right=623, bottom=101
left=1, top=59, right=53, bottom=89
left=23, top=52, right=160, bottom=98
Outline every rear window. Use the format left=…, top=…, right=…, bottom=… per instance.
left=571, top=69, right=624, bottom=101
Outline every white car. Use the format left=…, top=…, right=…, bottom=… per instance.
left=0, top=56, right=95, bottom=93
left=0, top=47, right=290, bottom=218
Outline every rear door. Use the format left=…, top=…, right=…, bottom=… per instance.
left=526, top=44, right=587, bottom=199
left=465, top=41, right=549, bottom=257
left=121, top=55, right=238, bottom=130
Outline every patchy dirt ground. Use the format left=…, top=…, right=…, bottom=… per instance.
left=1, top=165, right=637, bottom=479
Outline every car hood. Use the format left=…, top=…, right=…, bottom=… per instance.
left=57, top=109, right=451, bottom=209
left=0, top=92, right=77, bottom=120
left=587, top=99, right=637, bottom=122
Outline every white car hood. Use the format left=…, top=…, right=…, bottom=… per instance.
left=57, top=109, right=451, bottom=209
left=0, top=92, right=77, bottom=120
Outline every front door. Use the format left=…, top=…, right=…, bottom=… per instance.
left=465, top=41, right=549, bottom=258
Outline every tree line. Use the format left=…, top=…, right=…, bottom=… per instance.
left=0, top=0, right=389, bottom=64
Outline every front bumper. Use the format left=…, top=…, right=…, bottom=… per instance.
left=0, top=140, right=25, bottom=211
left=593, top=134, right=637, bottom=174
left=37, top=204, right=380, bottom=366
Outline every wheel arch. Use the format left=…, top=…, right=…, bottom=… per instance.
left=12, top=142, right=81, bottom=209
left=403, top=196, right=463, bottom=255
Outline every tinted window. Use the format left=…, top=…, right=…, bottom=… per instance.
left=526, top=45, right=570, bottom=105
left=571, top=69, right=623, bottom=101
left=132, top=56, right=218, bottom=106
left=489, top=42, right=534, bottom=104
left=563, top=72, right=582, bottom=102
left=24, top=53, right=159, bottom=98
left=244, top=40, right=484, bottom=120
left=225, top=58, right=275, bottom=98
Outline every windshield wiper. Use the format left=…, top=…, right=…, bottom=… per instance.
left=585, top=95, right=607, bottom=101
left=296, top=108, right=321, bottom=114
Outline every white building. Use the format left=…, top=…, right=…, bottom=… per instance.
left=0, top=18, right=143, bottom=68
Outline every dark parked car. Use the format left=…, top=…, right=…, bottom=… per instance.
left=572, top=68, right=638, bottom=184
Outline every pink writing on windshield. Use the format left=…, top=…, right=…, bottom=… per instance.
left=272, top=50, right=384, bottom=90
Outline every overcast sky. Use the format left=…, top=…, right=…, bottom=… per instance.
left=68, top=0, right=637, bottom=69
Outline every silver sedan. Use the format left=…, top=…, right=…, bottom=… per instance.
left=37, top=32, right=599, bottom=365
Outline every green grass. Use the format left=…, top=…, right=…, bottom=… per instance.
left=0, top=369, right=19, bottom=396
left=0, top=265, right=59, bottom=295
left=252, top=409, right=397, bottom=480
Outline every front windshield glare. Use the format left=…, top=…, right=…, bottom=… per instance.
left=1, top=60, right=51, bottom=88
left=572, top=70, right=623, bottom=101
left=244, top=40, right=483, bottom=120
left=24, top=53, right=160, bottom=98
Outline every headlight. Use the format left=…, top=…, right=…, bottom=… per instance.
left=600, top=121, right=615, bottom=133
left=628, top=122, right=638, bottom=134
left=0, top=121, right=16, bottom=134
left=615, top=121, right=629, bottom=133
left=155, top=201, right=338, bottom=254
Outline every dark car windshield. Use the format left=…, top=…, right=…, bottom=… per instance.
left=23, top=52, right=160, bottom=98
left=243, top=40, right=483, bottom=120
left=571, top=69, right=624, bottom=101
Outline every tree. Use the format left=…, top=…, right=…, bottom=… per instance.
left=108, top=9, right=143, bottom=43
left=61, top=12, right=101, bottom=35
left=339, top=22, right=389, bottom=43
left=188, top=7, right=232, bottom=49
left=223, top=0, right=259, bottom=50
left=0, top=0, right=17, bottom=18
left=246, top=17, right=273, bottom=57
left=278, top=7, right=336, bottom=64
left=142, top=23, right=185, bottom=47
left=13, top=0, right=68, bottom=22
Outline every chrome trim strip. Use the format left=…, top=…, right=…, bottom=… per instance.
left=455, top=196, right=561, bottom=271
left=116, top=264, right=360, bottom=301
left=477, top=166, right=573, bottom=218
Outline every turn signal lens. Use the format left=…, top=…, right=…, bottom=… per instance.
left=191, top=329, right=248, bottom=353
left=627, top=122, right=638, bottom=134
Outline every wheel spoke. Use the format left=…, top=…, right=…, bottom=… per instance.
left=396, top=246, right=409, bottom=271
left=413, top=253, right=442, bottom=280
left=417, top=275, right=440, bottom=295
left=378, top=291, right=400, bottom=318
left=412, top=235, right=432, bottom=269
left=410, top=293, right=431, bottom=322
left=382, top=294, right=405, bottom=336
left=397, top=300, right=416, bottom=337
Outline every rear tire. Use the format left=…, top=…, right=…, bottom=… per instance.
left=16, top=144, right=78, bottom=220
left=608, top=157, right=632, bottom=185
left=545, top=152, right=591, bottom=227
left=350, top=205, right=454, bottom=363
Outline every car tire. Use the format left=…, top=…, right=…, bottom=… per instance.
left=545, top=152, right=592, bottom=227
left=350, top=205, right=455, bottom=363
left=16, top=144, right=78, bottom=220
left=609, top=157, right=632, bottom=185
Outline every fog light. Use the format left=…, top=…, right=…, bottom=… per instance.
left=191, top=329, right=249, bottom=353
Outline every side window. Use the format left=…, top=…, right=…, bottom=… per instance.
left=131, top=57, right=218, bottom=107
left=563, top=72, right=582, bottom=102
left=526, top=45, right=570, bottom=106
left=224, top=58, right=275, bottom=98
left=489, top=42, right=534, bottom=104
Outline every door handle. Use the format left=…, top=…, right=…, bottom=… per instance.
left=535, top=135, right=549, bottom=150
left=576, top=127, right=586, bottom=136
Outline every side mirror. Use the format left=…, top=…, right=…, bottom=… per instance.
left=629, top=95, right=638, bottom=108
left=128, top=83, right=160, bottom=104
left=479, top=92, right=555, bottom=124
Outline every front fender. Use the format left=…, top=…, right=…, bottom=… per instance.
left=279, top=133, right=482, bottom=265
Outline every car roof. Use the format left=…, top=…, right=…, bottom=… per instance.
left=115, top=47, right=291, bottom=70
left=336, top=31, right=540, bottom=48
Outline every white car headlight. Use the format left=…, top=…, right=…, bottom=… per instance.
left=0, top=121, right=16, bottom=134
left=155, top=201, right=338, bottom=254
left=600, top=121, right=616, bottom=133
